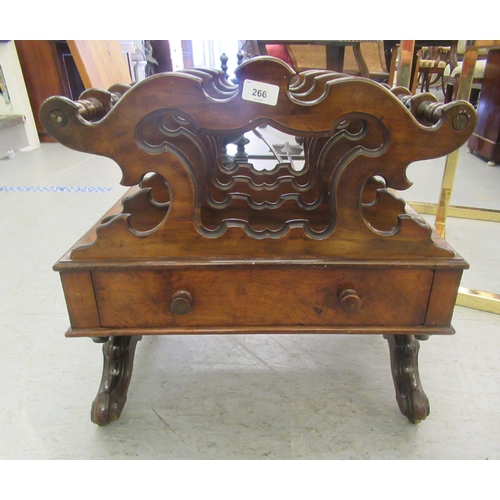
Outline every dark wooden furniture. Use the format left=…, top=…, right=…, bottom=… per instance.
left=468, top=48, right=500, bottom=165
left=40, top=57, right=476, bottom=425
left=15, top=40, right=85, bottom=142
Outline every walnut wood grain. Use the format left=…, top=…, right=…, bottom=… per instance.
left=92, top=267, right=434, bottom=329
left=59, top=271, right=100, bottom=329
left=425, top=269, right=464, bottom=327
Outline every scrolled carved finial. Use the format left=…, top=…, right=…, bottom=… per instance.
left=220, top=53, right=229, bottom=77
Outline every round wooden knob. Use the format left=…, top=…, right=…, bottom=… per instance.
left=339, top=289, right=361, bottom=313
left=170, top=290, right=193, bottom=315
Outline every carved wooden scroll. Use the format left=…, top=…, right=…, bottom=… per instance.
left=40, top=56, right=476, bottom=261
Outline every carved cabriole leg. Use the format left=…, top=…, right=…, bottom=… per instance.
left=91, top=336, right=141, bottom=426
left=385, top=334, right=430, bottom=424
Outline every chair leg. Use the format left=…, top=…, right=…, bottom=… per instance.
left=444, top=83, right=454, bottom=103
left=385, top=334, right=430, bottom=423
left=91, top=335, right=142, bottom=425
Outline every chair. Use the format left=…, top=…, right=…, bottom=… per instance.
left=356, top=41, right=390, bottom=82
left=258, top=41, right=390, bottom=83
left=251, top=42, right=327, bottom=72
left=40, top=56, right=476, bottom=426
left=417, top=45, right=451, bottom=93
left=285, top=44, right=327, bottom=71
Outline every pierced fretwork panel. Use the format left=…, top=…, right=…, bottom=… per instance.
left=133, top=105, right=392, bottom=240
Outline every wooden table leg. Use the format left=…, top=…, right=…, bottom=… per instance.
left=91, top=335, right=142, bottom=425
left=385, top=334, right=430, bottom=423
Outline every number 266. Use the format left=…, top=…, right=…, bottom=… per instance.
left=252, top=88, right=267, bottom=98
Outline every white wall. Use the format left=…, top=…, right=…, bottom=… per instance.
left=0, top=41, right=39, bottom=150
left=168, top=40, right=185, bottom=71
left=191, top=40, right=240, bottom=79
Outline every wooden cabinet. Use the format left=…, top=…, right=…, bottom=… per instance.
left=15, top=41, right=84, bottom=142
left=468, top=48, right=500, bottom=165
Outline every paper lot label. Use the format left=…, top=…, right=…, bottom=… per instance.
left=242, top=79, right=280, bottom=106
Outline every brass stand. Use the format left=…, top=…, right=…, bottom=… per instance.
left=408, top=41, right=500, bottom=315
left=396, top=41, right=416, bottom=89
left=435, top=45, right=479, bottom=239
left=456, top=288, right=500, bottom=315
left=409, top=202, right=500, bottom=223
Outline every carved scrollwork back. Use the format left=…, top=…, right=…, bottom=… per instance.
left=40, top=56, right=476, bottom=260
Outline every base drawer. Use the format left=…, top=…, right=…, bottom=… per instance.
left=92, top=266, right=435, bottom=329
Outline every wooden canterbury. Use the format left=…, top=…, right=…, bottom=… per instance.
left=40, top=56, right=476, bottom=425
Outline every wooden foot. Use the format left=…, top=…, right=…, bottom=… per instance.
left=91, top=336, right=141, bottom=425
left=385, top=334, right=430, bottom=424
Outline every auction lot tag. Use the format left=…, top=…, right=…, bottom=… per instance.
left=242, top=79, right=280, bottom=106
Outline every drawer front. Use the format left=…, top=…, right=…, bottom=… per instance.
left=92, top=267, right=434, bottom=329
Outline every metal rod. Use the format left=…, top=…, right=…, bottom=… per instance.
left=396, top=40, right=415, bottom=89
left=456, top=287, right=500, bottom=315
left=408, top=201, right=500, bottom=223
left=434, top=43, right=478, bottom=238
left=252, top=128, right=285, bottom=164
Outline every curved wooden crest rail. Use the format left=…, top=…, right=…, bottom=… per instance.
left=41, top=56, right=476, bottom=425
